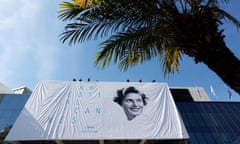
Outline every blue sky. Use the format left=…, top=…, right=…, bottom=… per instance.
left=0, top=0, right=239, bottom=101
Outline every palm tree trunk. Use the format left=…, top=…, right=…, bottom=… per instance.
left=178, top=14, right=240, bottom=95
left=183, top=32, right=240, bottom=95
left=201, top=44, right=240, bottom=94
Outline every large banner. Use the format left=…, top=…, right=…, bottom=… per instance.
left=6, top=81, right=189, bottom=140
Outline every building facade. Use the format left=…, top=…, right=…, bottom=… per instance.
left=0, top=84, right=31, bottom=142
left=1, top=82, right=240, bottom=144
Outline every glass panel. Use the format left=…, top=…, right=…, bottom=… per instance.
left=176, top=102, right=240, bottom=144
left=0, top=94, right=29, bottom=131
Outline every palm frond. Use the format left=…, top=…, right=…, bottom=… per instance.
left=59, top=4, right=152, bottom=45
left=74, top=0, right=97, bottom=9
left=58, top=1, right=83, bottom=21
left=162, top=47, right=182, bottom=77
left=94, top=28, right=159, bottom=70
left=59, top=0, right=239, bottom=78
left=212, top=7, right=240, bottom=30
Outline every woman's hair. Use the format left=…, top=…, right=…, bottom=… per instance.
left=113, top=86, right=148, bottom=105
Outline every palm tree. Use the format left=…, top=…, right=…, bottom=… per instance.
left=58, top=0, right=240, bottom=94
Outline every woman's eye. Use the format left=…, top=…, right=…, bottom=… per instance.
left=126, top=99, right=132, bottom=103
left=137, top=99, right=142, bottom=103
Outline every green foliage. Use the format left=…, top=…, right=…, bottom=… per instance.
left=59, top=0, right=240, bottom=77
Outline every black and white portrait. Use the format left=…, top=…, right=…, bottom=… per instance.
left=113, top=86, right=148, bottom=121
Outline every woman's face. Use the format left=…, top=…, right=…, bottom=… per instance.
left=121, top=93, right=144, bottom=120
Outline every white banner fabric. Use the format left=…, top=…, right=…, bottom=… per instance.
left=6, top=81, right=188, bottom=140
